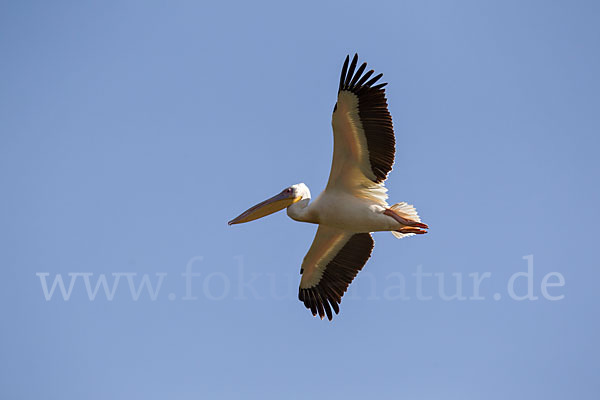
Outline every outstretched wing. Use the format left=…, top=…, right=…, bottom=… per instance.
left=298, top=225, right=374, bottom=320
left=327, top=54, right=396, bottom=199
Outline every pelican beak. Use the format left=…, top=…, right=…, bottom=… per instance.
left=228, top=189, right=301, bottom=225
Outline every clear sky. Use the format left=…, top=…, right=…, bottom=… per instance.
left=1, top=1, right=599, bottom=399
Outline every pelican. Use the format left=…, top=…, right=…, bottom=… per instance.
left=229, top=54, right=428, bottom=320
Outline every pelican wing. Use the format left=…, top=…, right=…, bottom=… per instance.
left=327, top=54, right=396, bottom=198
left=299, top=225, right=374, bottom=320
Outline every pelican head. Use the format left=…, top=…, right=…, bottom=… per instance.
left=228, top=183, right=310, bottom=225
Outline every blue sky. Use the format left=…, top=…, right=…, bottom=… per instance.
left=1, top=1, right=599, bottom=399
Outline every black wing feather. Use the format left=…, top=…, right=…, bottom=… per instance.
left=349, top=62, right=367, bottom=89
left=338, top=55, right=350, bottom=92
left=298, top=233, right=374, bottom=321
left=344, top=54, right=358, bottom=88
left=336, top=54, right=395, bottom=183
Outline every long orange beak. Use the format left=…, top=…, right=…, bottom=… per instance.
left=228, top=189, right=300, bottom=225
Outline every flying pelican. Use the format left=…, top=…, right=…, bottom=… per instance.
left=229, top=54, right=428, bottom=320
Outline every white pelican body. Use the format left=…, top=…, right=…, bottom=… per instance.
left=229, top=54, right=428, bottom=320
left=288, top=188, right=395, bottom=233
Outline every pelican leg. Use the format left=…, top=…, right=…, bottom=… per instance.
left=395, top=227, right=428, bottom=235
left=383, top=209, right=429, bottom=229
